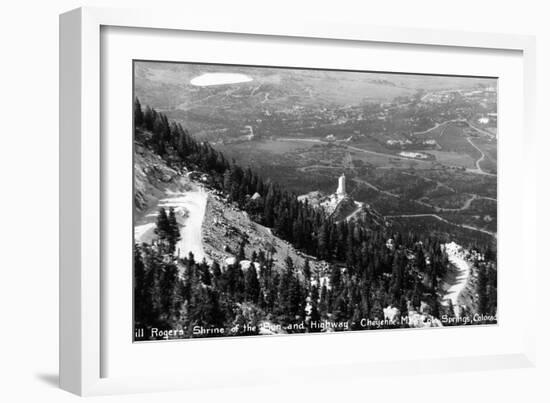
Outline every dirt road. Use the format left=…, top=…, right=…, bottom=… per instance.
left=134, top=185, right=209, bottom=262
left=443, top=242, right=472, bottom=317
left=384, top=213, right=496, bottom=238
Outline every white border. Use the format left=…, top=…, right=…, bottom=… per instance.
left=60, top=7, right=537, bottom=396
left=103, top=25, right=522, bottom=378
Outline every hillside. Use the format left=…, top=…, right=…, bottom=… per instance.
left=203, top=194, right=326, bottom=274
left=134, top=142, right=326, bottom=274
left=134, top=143, right=184, bottom=216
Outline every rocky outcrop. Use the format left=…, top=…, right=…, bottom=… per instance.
left=299, top=176, right=386, bottom=228
left=202, top=193, right=327, bottom=274
left=134, top=143, right=187, bottom=217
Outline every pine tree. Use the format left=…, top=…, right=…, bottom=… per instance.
left=187, top=251, right=196, bottom=267
left=140, top=244, right=165, bottom=330
left=134, top=244, right=146, bottom=327
left=319, top=279, right=329, bottom=317
left=430, top=293, right=440, bottom=319
left=159, top=261, right=181, bottom=326
left=317, top=221, right=329, bottom=260
left=237, top=241, right=246, bottom=262
left=486, top=266, right=497, bottom=316
left=167, top=207, right=180, bottom=254
left=154, top=207, right=171, bottom=254
left=143, top=106, right=155, bottom=131
left=399, top=295, right=408, bottom=321
left=390, top=250, right=405, bottom=305
left=223, top=169, right=232, bottom=196
left=199, top=260, right=212, bottom=286
left=416, top=248, right=426, bottom=273
left=189, top=287, right=225, bottom=333
left=329, top=265, right=341, bottom=295
left=302, top=259, right=311, bottom=284
left=477, top=264, right=488, bottom=315
left=134, top=98, right=144, bottom=127
left=411, top=282, right=421, bottom=311
left=277, top=257, right=296, bottom=320
left=211, top=261, right=222, bottom=283
left=289, top=276, right=304, bottom=322
left=244, top=264, right=260, bottom=303
left=309, top=284, right=321, bottom=331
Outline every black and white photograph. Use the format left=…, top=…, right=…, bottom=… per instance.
left=4, top=0, right=549, bottom=400
left=133, top=61, right=498, bottom=341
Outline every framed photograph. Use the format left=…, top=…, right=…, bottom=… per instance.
left=60, top=7, right=537, bottom=396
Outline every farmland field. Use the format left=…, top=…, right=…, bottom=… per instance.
left=428, top=150, right=476, bottom=169
left=469, top=137, right=497, bottom=174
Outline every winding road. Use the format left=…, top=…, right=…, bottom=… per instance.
left=443, top=242, right=472, bottom=317
left=384, top=213, right=496, bottom=238
left=297, top=164, right=341, bottom=173
left=134, top=185, right=209, bottom=262
left=343, top=201, right=364, bottom=222
left=353, top=175, right=490, bottom=213
left=412, top=121, right=448, bottom=136
left=412, top=119, right=496, bottom=176
left=466, top=136, right=495, bottom=177
left=401, top=171, right=454, bottom=193
left=288, top=119, right=497, bottom=238
left=352, top=177, right=400, bottom=198
left=430, top=194, right=480, bottom=213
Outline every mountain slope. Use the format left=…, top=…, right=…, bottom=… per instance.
left=134, top=142, right=326, bottom=274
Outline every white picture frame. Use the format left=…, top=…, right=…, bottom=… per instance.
left=60, top=6, right=537, bottom=396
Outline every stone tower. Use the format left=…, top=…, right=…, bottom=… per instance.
left=336, top=173, right=346, bottom=197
